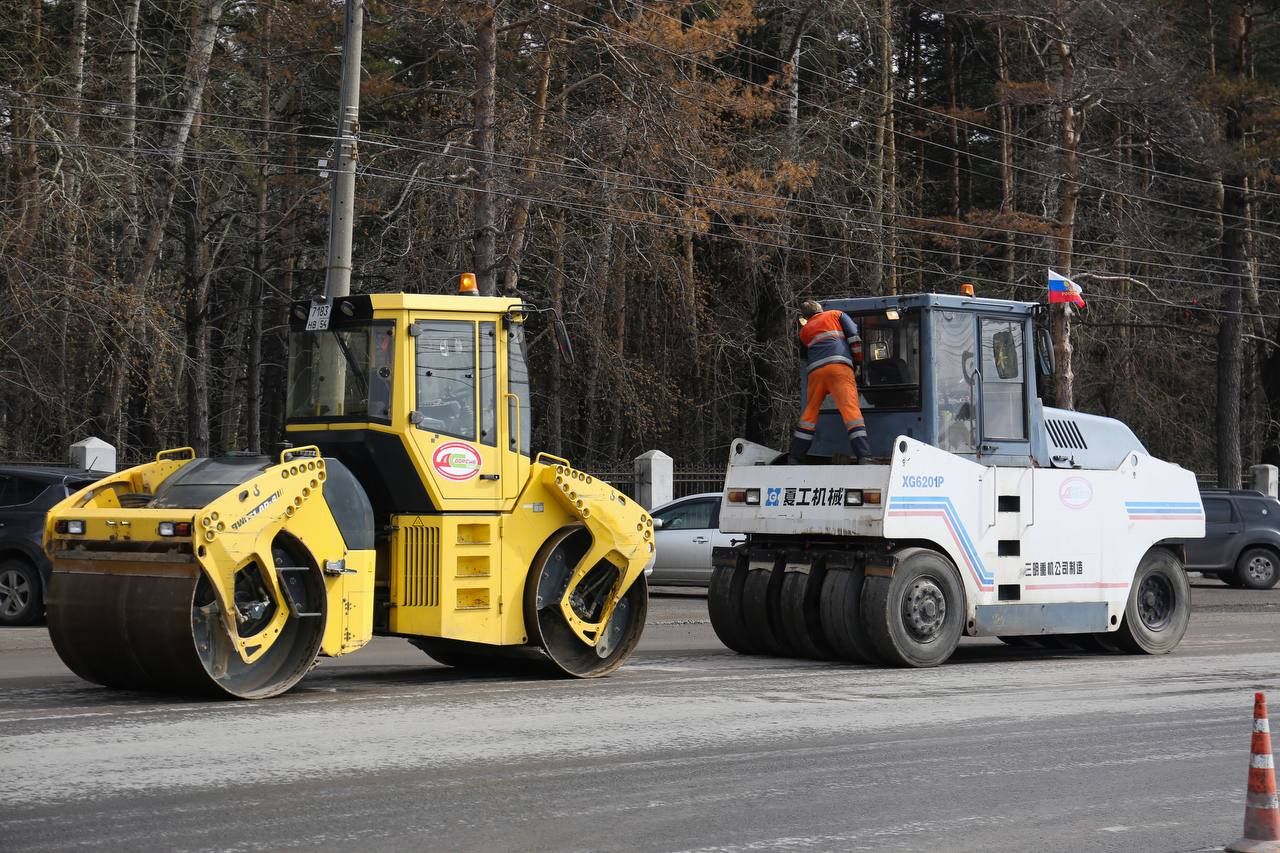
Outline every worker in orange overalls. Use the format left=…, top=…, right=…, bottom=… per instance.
left=790, top=299, right=871, bottom=464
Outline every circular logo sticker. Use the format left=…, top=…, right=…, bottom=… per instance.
left=1059, top=476, right=1093, bottom=510
left=432, top=442, right=481, bottom=481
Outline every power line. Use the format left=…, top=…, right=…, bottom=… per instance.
left=542, top=0, right=1280, bottom=231
left=15, top=81, right=1280, bottom=285
left=11, top=130, right=1280, bottom=311
left=617, top=0, right=1280, bottom=204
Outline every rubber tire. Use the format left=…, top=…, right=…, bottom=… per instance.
left=1038, top=634, right=1088, bottom=651
left=1086, top=632, right=1126, bottom=654
left=819, top=567, right=878, bottom=664
left=707, top=561, right=759, bottom=654
left=0, top=558, right=42, bottom=627
left=1235, top=547, right=1280, bottom=590
left=409, top=638, right=547, bottom=675
left=861, top=549, right=965, bottom=668
left=1115, top=548, right=1191, bottom=655
left=1074, top=633, right=1113, bottom=653
left=778, top=567, right=833, bottom=660
left=741, top=565, right=793, bottom=657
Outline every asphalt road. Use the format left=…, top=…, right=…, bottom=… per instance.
left=1, top=578, right=1276, bottom=853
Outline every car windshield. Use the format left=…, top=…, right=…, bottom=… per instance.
left=286, top=322, right=395, bottom=423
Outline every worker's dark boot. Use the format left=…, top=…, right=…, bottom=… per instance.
left=849, top=432, right=871, bottom=460
left=789, top=431, right=814, bottom=464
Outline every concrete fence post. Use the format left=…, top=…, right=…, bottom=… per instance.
left=70, top=437, right=116, bottom=473
left=1251, top=464, right=1278, bottom=499
left=634, top=449, right=673, bottom=510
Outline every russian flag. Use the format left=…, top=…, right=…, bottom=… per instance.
left=1048, top=269, right=1085, bottom=308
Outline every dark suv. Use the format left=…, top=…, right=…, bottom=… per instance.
left=0, top=465, right=102, bottom=625
left=1180, top=489, right=1280, bottom=590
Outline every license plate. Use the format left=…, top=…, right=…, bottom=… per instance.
left=305, top=302, right=331, bottom=331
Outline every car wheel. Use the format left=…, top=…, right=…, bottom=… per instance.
left=1235, top=547, right=1280, bottom=590
left=0, top=558, right=43, bottom=626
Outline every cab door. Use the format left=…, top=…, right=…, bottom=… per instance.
left=407, top=317, right=503, bottom=506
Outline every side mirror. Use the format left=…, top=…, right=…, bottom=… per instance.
left=554, top=317, right=575, bottom=365
left=1035, top=327, right=1055, bottom=376
left=652, top=517, right=665, bottom=530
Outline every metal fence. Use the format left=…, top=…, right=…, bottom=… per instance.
left=591, top=468, right=725, bottom=503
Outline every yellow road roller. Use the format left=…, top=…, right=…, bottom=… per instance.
left=44, top=289, right=654, bottom=699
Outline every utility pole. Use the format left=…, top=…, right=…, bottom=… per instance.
left=314, top=0, right=363, bottom=418
left=323, top=0, right=364, bottom=299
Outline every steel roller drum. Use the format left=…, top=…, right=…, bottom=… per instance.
left=47, top=557, right=326, bottom=700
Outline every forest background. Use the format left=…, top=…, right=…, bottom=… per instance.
left=2, top=0, right=1278, bottom=485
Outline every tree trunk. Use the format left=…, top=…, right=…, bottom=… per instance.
left=996, top=25, right=1016, bottom=291
left=471, top=1, right=498, bottom=295
left=501, top=31, right=553, bottom=295
left=1216, top=1, right=1251, bottom=488
left=248, top=11, right=272, bottom=455
left=546, top=209, right=566, bottom=456
left=105, top=0, right=228, bottom=443
left=1052, top=33, right=1080, bottom=410
left=872, top=0, right=897, bottom=295
left=183, top=191, right=211, bottom=457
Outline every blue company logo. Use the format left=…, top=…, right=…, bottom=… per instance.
left=765, top=487, right=782, bottom=507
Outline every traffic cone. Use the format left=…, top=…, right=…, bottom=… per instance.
left=1227, top=692, right=1280, bottom=853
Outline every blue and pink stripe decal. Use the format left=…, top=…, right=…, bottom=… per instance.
left=1125, top=501, right=1204, bottom=522
left=886, top=496, right=993, bottom=591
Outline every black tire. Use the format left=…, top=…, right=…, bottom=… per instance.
left=1115, top=548, right=1191, bottom=655
left=741, top=564, right=792, bottom=657
left=707, top=561, right=758, bottom=654
left=819, top=566, right=878, bottom=664
left=1038, top=634, right=1087, bottom=651
left=0, top=558, right=43, bottom=627
left=861, top=549, right=965, bottom=668
left=778, top=566, right=833, bottom=660
left=1078, top=632, right=1123, bottom=654
left=409, top=637, right=547, bottom=675
left=1235, top=547, right=1280, bottom=590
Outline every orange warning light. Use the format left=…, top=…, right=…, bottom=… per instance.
left=458, top=272, right=479, bottom=295
left=960, top=282, right=975, bottom=297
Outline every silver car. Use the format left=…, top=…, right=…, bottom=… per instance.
left=649, top=492, right=739, bottom=587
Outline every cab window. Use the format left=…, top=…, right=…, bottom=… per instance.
left=414, top=320, right=477, bottom=441
left=479, top=322, right=497, bottom=447
left=852, top=310, right=921, bottom=410
left=980, top=318, right=1026, bottom=441
left=508, top=324, right=532, bottom=454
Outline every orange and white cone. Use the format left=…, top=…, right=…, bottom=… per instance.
left=1227, top=692, right=1280, bottom=853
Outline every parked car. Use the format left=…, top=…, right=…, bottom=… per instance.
left=1177, top=488, right=1280, bottom=590
left=0, top=465, right=103, bottom=625
left=649, top=492, right=739, bottom=587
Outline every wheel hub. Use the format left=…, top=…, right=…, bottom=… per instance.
left=1137, top=573, right=1174, bottom=631
left=1247, top=556, right=1275, bottom=584
left=902, top=578, right=946, bottom=642
left=0, top=569, right=31, bottom=617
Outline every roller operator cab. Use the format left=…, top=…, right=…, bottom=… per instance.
left=44, top=292, right=654, bottom=699
left=711, top=293, right=1205, bottom=667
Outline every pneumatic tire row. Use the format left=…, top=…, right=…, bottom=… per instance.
left=708, top=546, right=1193, bottom=667
left=708, top=548, right=967, bottom=668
